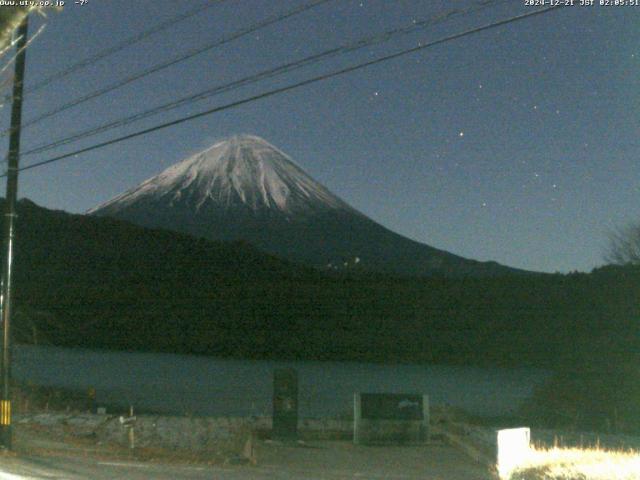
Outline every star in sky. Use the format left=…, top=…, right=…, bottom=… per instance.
left=11, top=0, right=638, bottom=273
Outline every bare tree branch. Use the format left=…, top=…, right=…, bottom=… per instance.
left=606, top=224, right=640, bottom=265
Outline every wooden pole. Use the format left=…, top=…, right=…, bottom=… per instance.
left=0, top=14, right=29, bottom=450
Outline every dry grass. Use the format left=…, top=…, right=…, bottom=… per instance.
left=508, top=446, right=640, bottom=480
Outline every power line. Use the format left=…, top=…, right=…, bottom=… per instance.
left=1, top=0, right=222, bottom=102
left=22, top=0, right=510, bottom=157
left=14, top=4, right=565, bottom=175
left=6, top=5, right=566, bottom=178
left=0, top=0, right=332, bottom=138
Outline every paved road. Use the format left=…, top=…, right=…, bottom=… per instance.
left=0, top=441, right=493, bottom=479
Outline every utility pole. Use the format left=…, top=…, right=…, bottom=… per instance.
left=0, top=14, right=29, bottom=450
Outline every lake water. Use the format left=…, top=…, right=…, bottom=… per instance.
left=13, top=345, right=549, bottom=418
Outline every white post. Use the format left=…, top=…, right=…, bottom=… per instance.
left=421, top=395, right=430, bottom=442
left=353, top=393, right=361, bottom=444
left=496, top=427, right=531, bottom=479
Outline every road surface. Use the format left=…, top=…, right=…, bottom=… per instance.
left=0, top=440, right=493, bottom=479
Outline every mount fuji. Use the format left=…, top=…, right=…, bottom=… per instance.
left=89, top=135, right=523, bottom=277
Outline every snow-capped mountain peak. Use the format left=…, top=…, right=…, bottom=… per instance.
left=90, top=135, right=352, bottom=216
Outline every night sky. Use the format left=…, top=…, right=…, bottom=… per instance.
left=1, top=0, right=638, bottom=273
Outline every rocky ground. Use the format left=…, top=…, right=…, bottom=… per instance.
left=13, top=413, right=249, bottom=466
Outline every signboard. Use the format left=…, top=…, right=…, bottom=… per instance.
left=354, top=393, right=429, bottom=445
left=360, top=393, right=423, bottom=420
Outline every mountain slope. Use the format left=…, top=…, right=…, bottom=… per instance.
left=90, top=135, right=526, bottom=277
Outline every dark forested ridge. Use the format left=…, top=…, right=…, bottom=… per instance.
left=5, top=199, right=639, bottom=369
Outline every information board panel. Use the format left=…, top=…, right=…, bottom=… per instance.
left=354, top=393, right=429, bottom=445
left=360, top=393, right=423, bottom=420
